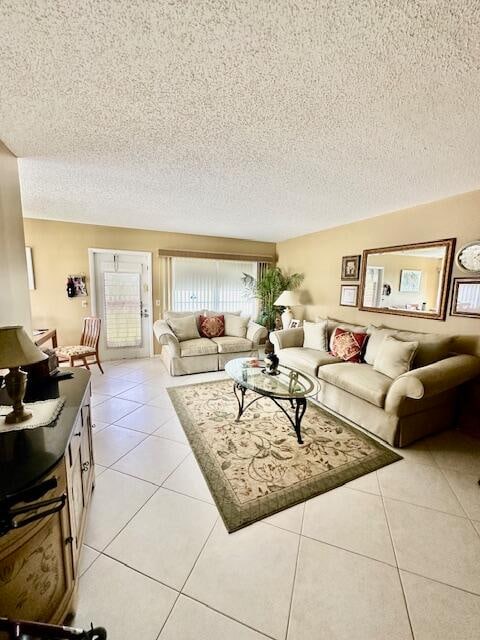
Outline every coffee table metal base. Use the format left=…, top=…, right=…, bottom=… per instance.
left=233, top=381, right=307, bottom=445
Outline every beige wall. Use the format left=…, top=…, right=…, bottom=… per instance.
left=0, top=141, right=31, bottom=331
left=277, top=190, right=480, bottom=355
left=23, top=218, right=275, bottom=351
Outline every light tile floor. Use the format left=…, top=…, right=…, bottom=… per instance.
left=75, top=356, right=480, bottom=640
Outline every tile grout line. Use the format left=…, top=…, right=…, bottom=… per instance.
left=284, top=502, right=305, bottom=640
left=180, top=593, right=277, bottom=640
left=379, top=481, right=416, bottom=639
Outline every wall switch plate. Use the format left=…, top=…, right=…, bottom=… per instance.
left=81, top=300, right=88, bottom=308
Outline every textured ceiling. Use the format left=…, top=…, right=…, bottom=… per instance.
left=1, top=1, right=479, bottom=242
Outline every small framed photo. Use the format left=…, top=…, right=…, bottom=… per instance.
left=341, top=255, right=361, bottom=280
left=450, top=278, right=480, bottom=318
left=340, top=284, right=359, bottom=307
left=399, top=269, right=422, bottom=293
left=71, top=274, right=88, bottom=297
left=288, top=319, right=301, bottom=328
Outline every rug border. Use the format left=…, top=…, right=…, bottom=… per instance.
left=167, top=380, right=402, bottom=533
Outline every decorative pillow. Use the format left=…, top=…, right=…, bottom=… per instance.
left=199, top=314, right=225, bottom=338
left=224, top=314, right=249, bottom=338
left=373, top=335, right=419, bottom=379
left=330, top=327, right=368, bottom=363
left=364, top=326, right=398, bottom=365
left=303, top=320, right=328, bottom=351
left=167, top=314, right=200, bottom=342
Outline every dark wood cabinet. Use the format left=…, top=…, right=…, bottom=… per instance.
left=0, top=370, right=94, bottom=630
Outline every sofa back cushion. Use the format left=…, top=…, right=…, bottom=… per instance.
left=373, top=335, right=418, bottom=378
left=164, top=309, right=205, bottom=330
left=393, top=330, right=452, bottom=368
left=303, top=320, right=328, bottom=351
left=330, top=327, right=368, bottom=363
left=365, top=326, right=399, bottom=365
left=199, top=314, right=225, bottom=338
left=224, top=314, right=249, bottom=338
left=167, top=314, right=200, bottom=342
left=205, top=309, right=241, bottom=317
left=326, top=317, right=367, bottom=339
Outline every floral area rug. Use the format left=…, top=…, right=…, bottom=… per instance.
left=168, top=379, right=401, bottom=532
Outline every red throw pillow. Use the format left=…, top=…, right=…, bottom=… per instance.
left=330, top=327, right=368, bottom=363
left=199, top=314, right=225, bottom=338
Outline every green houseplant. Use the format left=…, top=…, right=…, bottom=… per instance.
left=242, top=266, right=304, bottom=353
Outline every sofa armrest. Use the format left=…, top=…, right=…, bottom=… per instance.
left=385, top=354, right=480, bottom=414
left=270, top=328, right=304, bottom=352
left=246, top=321, right=268, bottom=347
left=153, top=320, right=180, bottom=356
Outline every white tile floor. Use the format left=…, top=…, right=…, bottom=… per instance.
left=74, top=356, right=480, bottom=640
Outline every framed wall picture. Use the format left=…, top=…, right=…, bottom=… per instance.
left=450, top=278, right=480, bottom=318
left=340, top=284, right=358, bottom=307
left=399, top=269, right=422, bottom=293
left=341, top=255, right=361, bottom=280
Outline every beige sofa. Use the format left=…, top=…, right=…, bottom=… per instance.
left=271, top=319, right=480, bottom=447
left=154, top=310, right=267, bottom=376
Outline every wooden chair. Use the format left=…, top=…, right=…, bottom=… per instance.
left=55, top=317, right=104, bottom=373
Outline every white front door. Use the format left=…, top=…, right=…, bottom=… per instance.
left=91, top=250, right=153, bottom=361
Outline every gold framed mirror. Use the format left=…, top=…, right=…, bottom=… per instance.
left=358, top=238, right=456, bottom=320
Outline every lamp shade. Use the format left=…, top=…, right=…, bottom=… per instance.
left=0, top=326, right=48, bottom=368
left=274, top=290, right=301, bottom=307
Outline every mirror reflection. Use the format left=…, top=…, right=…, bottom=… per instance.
left=360, top=240, right=455, bottom=319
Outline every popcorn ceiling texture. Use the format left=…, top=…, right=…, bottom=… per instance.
left=0, top=1, right=479, bottom=241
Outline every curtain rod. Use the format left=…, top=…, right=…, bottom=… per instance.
left=158, top=249, right=274, bottom=262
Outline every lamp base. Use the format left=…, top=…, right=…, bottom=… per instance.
left=281, top=307, right=294, bottom=329
left=5, top=407, right=33, bottom=424
left=4, top=367, right=31, bottom=425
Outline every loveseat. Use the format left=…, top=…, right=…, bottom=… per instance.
left=154, top=310, right=267, bottom=376
left=271, top=318, right=480, bottom=447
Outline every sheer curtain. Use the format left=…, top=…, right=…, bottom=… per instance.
left=171, top=257, right=257, bottom=317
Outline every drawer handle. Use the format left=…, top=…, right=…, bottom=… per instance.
left=82, top=461, right=90, bottom=473
left=74, top=431, right=81, bottom=437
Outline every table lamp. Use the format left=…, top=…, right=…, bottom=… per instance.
left=274, top=291, right=301, bottom=329
left=0, top=326, right=47, bottom=424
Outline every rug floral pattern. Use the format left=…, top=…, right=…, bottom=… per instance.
left=168, top=379, right=401, bottom=531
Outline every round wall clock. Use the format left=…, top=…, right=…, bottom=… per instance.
left=456, top=241, right=480, bottom=273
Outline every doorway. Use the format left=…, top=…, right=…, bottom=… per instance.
left=89, top=249, right=153, bottom=361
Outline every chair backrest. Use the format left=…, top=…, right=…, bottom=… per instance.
left=80, top=317, right=101, bottom=350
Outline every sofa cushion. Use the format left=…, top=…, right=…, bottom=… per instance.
left=318, top=363, right=392, bottom=408
left=199, top=314, right=225, bottom=338
left=224, top=314, right=249, bottom=338
left=211, top=336, right=253, bottom=353
left=326, top=317, right=367, bottom=339
left=373, top=335, right=418, bottom=379
left=164, top=309, right=205, bottom=330
left=180, top=338, right=218, bottom=357
left=393, top=330, right=452, bottom=368
left=167, top=314, right=200, bottom=342
left=303, top=320, right=328, bottom=351
left=330, top=327, right=368, bottom=363
left=365, top=326, right=399, bottom=365
left=278, top=347, right=343, bottom=377
left=205, top=309, right=241, bottom=317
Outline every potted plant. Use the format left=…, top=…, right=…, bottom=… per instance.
left=242, top=266, right=304, bottom=353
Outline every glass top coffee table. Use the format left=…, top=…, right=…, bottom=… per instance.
left=225, top=357, right=320, bottom=444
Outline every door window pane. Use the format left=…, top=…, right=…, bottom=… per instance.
left=103, top=271, right=142, bottom=348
